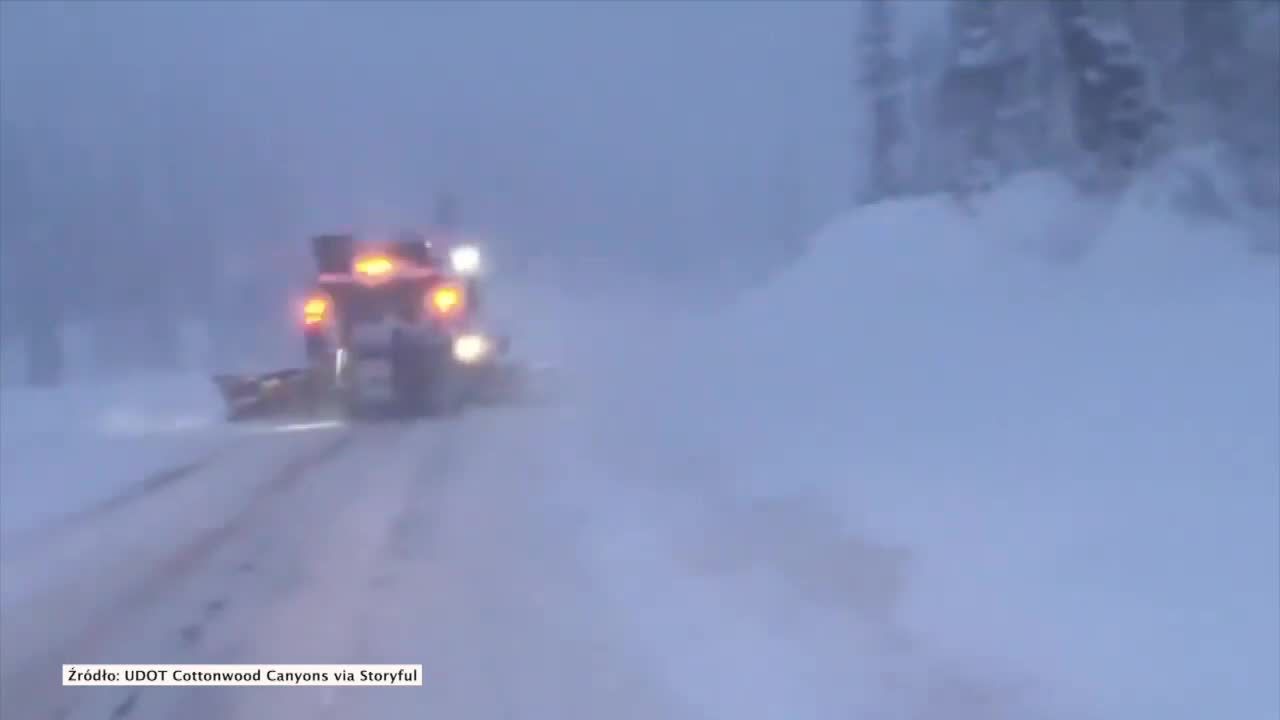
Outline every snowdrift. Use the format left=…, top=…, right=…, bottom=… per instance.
left=0, top=372, right=224, bottom=438
left=714, top=173, right=1279, bottom=719
left=551, top=171, right=1279, bottom=719
left=0, top=372, right=232, bottom=542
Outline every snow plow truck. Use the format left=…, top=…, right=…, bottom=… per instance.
left=213, top=231, right=529, bottom=421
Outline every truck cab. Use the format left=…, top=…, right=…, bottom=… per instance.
left=298, top=231, right=497, bottom=416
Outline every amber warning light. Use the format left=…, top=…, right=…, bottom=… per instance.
left=354, top=254, right=396, bottom=279
left=428, top=283, right=464, bottom=316
left=302, top=295, right=329, bottom=326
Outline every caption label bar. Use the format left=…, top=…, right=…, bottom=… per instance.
left=64, top=664, right=423, bottom=686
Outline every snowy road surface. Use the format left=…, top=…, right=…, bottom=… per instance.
left=0, top=409, right=697, bottom=720
left=0, top=403, right=1051, bottom=720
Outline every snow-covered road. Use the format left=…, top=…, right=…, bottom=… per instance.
left=0, top=407, right=701, bottom=720
left=1, top=398, right=1053, bottom=720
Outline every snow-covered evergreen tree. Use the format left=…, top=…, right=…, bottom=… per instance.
left=1234, top=0, right=1280, bottom=214
left=908, top=1, right=1066, bottom=201
left=936, top=0, right=1004, bottom=197
left=989, top=1, right=1064, bottom=174
left=1051, top=0, right=1167, bottom=189
left=5, top=127, right=69, bottom=385
left=1186, top=0, right=1279, bottom=214
left=856, top=0, right=905, bottom=203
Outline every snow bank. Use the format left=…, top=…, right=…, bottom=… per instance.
left=0, top=372, right=233, bottom=541
left=0, top=371, right=225, bottom=439
left=548, top=171, right=1279, bottom=719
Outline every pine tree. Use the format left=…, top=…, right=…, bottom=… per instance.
left=0, top=121, right=25, bottom=345
left=926, top=0, right=1066, bottom=201
left=10, top=129, right=68, bottom=386
left=990, top=1, right=1063, bottom=174
left=1051, top=0, right=1167, bottom=189
left=1179, top=0, right=1279, bottom=214
left=937, top=0, right=1005, bottom=197
left=857, top=0, right=905, bottom=203
left=1180, top=0, right=1244, bottom=118
left=1234, top=0, right=1280, bottom=213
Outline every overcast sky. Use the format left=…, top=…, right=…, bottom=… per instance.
left=0, top=1, right=948, bottom=279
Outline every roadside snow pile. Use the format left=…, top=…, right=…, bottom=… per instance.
left=710, top=170, right=1277, bottom=437
left=0, top=372, right=224, bottom=439
left=709, top=172, right=1278, bottom=720
left=554, top=171, right=1279, bottom=719
left=0, top=372, right=231, bottom=541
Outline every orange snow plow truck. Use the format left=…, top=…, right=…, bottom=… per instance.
left=212, top=231, right=530, bottom=421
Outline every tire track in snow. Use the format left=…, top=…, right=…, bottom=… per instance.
left=325, top=410, right=701, bottom=720
left=0, top=441, right=245, bottom=562
left=0, top=425, right=391, bottom=720
left=68, top=422, right=422, bottom=720
left=1, top=419, right=350, bottom=563
left=212, top=420, right=441, bottom=720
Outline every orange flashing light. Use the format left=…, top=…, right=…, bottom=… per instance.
left=428, top=282, right=464, bottom=316
left=303, top=294, right=329, bottom=326
left=354, top=253, right=396, bottom=278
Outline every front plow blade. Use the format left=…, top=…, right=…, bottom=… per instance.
left=212, top=368, right=334, bottom=421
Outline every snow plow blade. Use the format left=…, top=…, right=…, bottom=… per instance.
left=213, top=360, right=558, bottom=421
left=212, top=369, right=334, bottom=422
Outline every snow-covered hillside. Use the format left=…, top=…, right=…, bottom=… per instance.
left=548, top=172, right=1280, bottom=719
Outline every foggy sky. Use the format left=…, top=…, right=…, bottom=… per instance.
left=2, top=0, right=922, bottom=282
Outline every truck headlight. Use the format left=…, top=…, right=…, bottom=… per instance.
left=450, top=245, right=481, bottom=275
left=452, top=333, right=490, bottom=364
